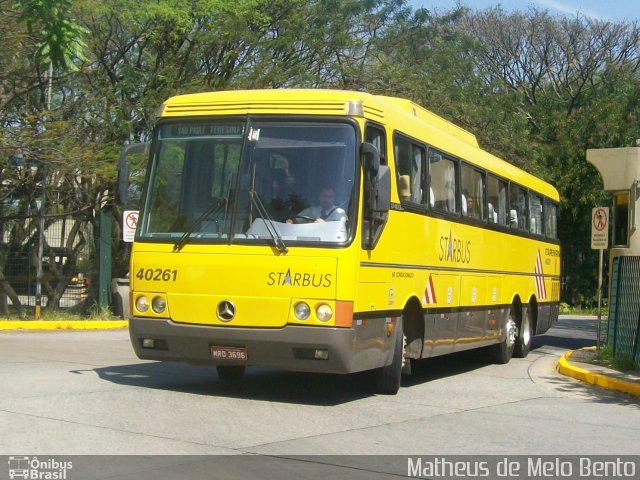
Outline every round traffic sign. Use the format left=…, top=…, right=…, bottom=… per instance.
left=125, top=211, right=139, bottom=230
left=592, top=207, right=607, bottom=232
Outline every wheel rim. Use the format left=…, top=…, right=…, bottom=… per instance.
left=506, top=315, right=518, bottom=348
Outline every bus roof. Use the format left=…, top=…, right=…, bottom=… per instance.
left=159, top=89, right=559, bottom=201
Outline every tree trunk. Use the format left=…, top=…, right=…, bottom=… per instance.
left=0, top=274, right=24, bottom=318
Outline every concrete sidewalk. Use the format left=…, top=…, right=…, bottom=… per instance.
left=558, top=347, right=640, bottom=397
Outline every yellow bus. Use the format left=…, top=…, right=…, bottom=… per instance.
left=121, top=89, right=561, bottom=394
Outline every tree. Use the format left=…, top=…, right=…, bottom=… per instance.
left=1, top=0, right=90, bottom=313
left=4, top=0, right=639, bottom=314
left=461, top=8, right=640, bottom=304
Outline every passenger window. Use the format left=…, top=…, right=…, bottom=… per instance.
left=529, top=194, right=544, bottom=235
left=545, top=200, right=558, bottom=239
left=487, top=175, right=507, bottom=226
left=394, top=135, right=426, bottom=206
left=509, top=184, right=528, bottom=231
left=430, top=149, right=458, bottom=214
left=461, top=163, right=485, bottom=221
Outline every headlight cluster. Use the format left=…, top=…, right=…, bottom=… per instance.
left=135, top=295, right=167, bottom=315
left=293, top=302, right=333, bottom=322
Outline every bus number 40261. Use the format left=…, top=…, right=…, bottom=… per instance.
left=135, top=268, right=178, bottom=282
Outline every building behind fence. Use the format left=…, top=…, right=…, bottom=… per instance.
left=588, top=147, right=640, bottom=368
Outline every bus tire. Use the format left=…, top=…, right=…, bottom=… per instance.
left=373, top=318, right=403, bottom=395
left=514, top=308, right=532, bottom=358
left=216, top=365, right=245, bottom=382
left=489, top=308, right=517, bottom=364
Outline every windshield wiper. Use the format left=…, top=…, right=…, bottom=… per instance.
left=173, top=199, right=227, bottom=252
left=249, top=190, right=288, bottom=254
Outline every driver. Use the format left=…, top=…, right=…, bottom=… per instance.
left=287, top=187, right=347, bottom=223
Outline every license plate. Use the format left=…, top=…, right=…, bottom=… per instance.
left=210, top=346, right=247, bottom=363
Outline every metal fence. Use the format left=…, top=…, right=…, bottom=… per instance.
left=608, top=255, right=640, bottom=367
left=0, top=212, right=95, bottom=317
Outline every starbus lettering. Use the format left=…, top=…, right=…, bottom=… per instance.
left=267, top=269, right=332, bottom=287
left=438, top=229, right=471, bottom=264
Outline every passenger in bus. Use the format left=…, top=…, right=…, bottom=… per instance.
left=462, top=190, right=480, bottom=219
left=286, top=187, right=347, bottom=223
left=398, top=175, right=411, bottom=201
left=510, top=209, right=519, bottom=228
left=466, top=195, right=480, bottom=219
left=488, top=203, right=498, bottom=223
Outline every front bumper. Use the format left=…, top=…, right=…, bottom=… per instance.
left=129, top=316, right=393, bottom=374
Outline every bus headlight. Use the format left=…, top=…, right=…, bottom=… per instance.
left=152, top=296, right=167, bottom=314
left=294, top=302, right=311, bottom=320
left=316, top=304, right=333, bottom=322
left=135, top=295, right=149, bottom=313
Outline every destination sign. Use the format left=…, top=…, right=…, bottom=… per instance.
left=161, top=124, right=244, bottom=138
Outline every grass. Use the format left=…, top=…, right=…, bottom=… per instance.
left=559, top=303, right=608, bottom=316
left=1, top=303, right=118, bottom=322
left=593, top=344, right=638, bottom=372
left=87, top=302, right=116, bottom=320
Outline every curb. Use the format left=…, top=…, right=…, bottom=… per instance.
left=557, top=348, right=640, bottom=397
left=0, top=320, right=128, bottom=331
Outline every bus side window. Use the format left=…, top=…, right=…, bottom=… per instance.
left=487, top=174, right=507, bottom=225
left=394, top=135, right=426, bottom=206
left=461, top=163, right=485, bottom=220
left=430, top=149, right=458, bottom=214
left=545, top=200, right=558, bottom=239
left=509, top=184, right=528, bottom=231
left=529, top=193, right=544, bottom=235
left=365, top=124, right=386, bottom=164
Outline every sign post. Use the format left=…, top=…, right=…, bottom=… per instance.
left=591, top=207, right=609, bottom=349
left=123, top=210, right=139, bottom=243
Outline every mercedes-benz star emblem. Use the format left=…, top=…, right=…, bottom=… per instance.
left=216, top=300, right=236, bottom=321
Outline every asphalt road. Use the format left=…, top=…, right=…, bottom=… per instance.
left=0, top=316, right=638, bottom=478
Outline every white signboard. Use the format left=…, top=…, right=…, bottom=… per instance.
left=591, top=207, right=609, bottom=250
left=122, top=210, right=139, bottom=242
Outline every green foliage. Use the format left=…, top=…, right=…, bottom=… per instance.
left=595, top=344, right=638, bottom=371
left=3, top=1, right=640, bottom=310
left=87, top=302, right=113, bottom=320
left=15, top=0, right=89, bottom=70
left=559, top=303, right=571, bottom=314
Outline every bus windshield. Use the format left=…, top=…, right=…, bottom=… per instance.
left=139, top=120, right=357, bottom=247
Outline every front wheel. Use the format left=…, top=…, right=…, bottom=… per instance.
left=489, top=308, right=517, bottom=364
left=514, top=308, right=532, bottom=358
left=372, top=319, right=404, bottom=395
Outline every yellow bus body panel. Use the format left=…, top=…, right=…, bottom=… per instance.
left=357, top=211, right=561, bottom=314
left=131, top=246, right=339, bottom=327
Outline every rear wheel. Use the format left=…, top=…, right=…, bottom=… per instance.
left=373, top=318, right=404, bottom=395
left=489, top=308, right=517, bottom=364
left=514, top=308, right=532, bottom=358
left=216, top=365, right=245, bottom=382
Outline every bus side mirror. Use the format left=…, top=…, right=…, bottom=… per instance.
left=117, top=161, right=130, bottom=205
left=117, top=143, right=149, bottom=205
left=361, top=142, right=390, bottom=250
left=362, top=142, right=380, bottom=173
left=373, top=166, right=391, bottom=213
